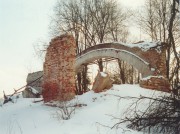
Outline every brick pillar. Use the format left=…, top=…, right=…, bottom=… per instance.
left=43, top=34, right=76, bottom=102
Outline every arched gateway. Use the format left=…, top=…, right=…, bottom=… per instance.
left=76, top=43, right=153, bottom=78
left=42, top=35, right=170, bottom=102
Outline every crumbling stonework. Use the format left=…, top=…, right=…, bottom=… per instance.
left=131, top=43, right=167, bottom=77
left=76, top=42, right=170, bottom=92
left=43, top=34, right=76, bottom=102
left=92, top=72, right=113, bottom=93
left=136, top=43, right=170, bottom=92
left=41, top=38, right=170, bottom=101
left=76, top=42, right=167, bottom=77
left=140, top=76, right=170, bottom=92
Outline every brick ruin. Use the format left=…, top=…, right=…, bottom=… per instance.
left=76, top=42, right=171, bottom=92
left=42, top=35, right=170, bottom=102
left=42, top=34, right=76, bottom=102
left=138, top=43, right=170, bottom=92
left=130, top=42, right=167, bottom=77
left=140, top=76, right=170, bottom=92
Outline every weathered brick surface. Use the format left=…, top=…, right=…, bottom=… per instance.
left=131, top=43, right=167, bottom=77
left=140, top=76, right=170, bottom=92
left=137, top=43, right=170, bottom=92
left=77, top=42, right=170, bottom=92
left=42, top=38, right=169, bottom=100
left=42, top=34, right=76, bottom=102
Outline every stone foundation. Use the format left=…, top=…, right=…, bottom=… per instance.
left=140, top=76, right=170, bottom=92
left=43, top=34, right=76, bottom=102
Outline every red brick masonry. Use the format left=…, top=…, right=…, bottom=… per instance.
left=42, top=37, right=170, bottom=102
left=42, top=34, right=76, bottom=102
left=140, top=76, right=170, bottom=92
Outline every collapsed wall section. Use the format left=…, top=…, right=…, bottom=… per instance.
left=137, top=43, right=170, bottom=92
left=122, top=42, right=167, bottom=77
left=43, top=34, right=76, bottom=102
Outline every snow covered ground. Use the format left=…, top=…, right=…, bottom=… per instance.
left=0, top=84, right=167, bottom=134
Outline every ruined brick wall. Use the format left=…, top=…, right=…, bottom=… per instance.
left=140, top=76, right=170, bottom=92
left=138, top=43, right=170, bottom=92
left=77, top=42, right=167, bottom=77
left=76, top=42, right=170, bottom=92
left=43, top=34, right=76, bottom=102
left=131, top=43, right=167, bottom=77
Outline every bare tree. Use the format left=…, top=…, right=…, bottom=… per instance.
left=136, top=0, right=180, bottom=86
left=167, top=0, right=180, bottom=93
left=50, top=0, right=131, bottom=93
left=136, top=0, right=171, bottom=41
left=112, top=94, right=180, bottom=134
left=112, top=1, right=180, bottom=133
left=50, top=0, right=130, bottom=62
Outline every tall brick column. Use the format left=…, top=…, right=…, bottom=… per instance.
left=43, top=34, right=76, bottom=102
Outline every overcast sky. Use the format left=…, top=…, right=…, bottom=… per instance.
left=0, top=0, right=144, bottom=98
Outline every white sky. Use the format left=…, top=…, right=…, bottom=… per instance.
left=0, top=0, right=144, bottom=98
left=120, top=0, right=144, bottom=9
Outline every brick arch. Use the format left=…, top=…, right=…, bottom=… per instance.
left=43, top=35, right=170, bottom=102
left=75, top=43, right=155, bottom=78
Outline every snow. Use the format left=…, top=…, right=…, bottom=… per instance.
left=97, top=41, right=161, bottom=52
left=0, top=98, right=3, bottom=106
left=124, top=41, right=160, bottom=51
left=100, top=72, right=107, bottom=77
left=112, top=41, right=161, bottom=52
left=27, top=86, right=39, bottom=94
left=151, top=68, right=155, bottom=71
left=141, top=75, right=165, bottom=80
left=0, top=84, right=167, bottom=134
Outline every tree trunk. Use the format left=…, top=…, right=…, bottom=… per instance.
left=118, top=59, right=125, bottom=84
left=130, top=66, right=134, bottom=84
left=82, top=65, right=88, bottom=93
left=98, top=59, right=103, bottom=72
left=77, top=72, right=82, bottom=95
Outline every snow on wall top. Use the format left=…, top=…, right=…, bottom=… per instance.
left=114, top=41, right=162, bottom=52
left=141, top=75, right=165, bottom=80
